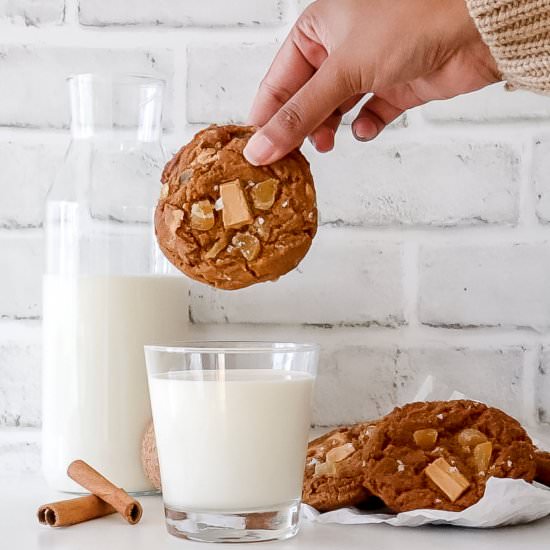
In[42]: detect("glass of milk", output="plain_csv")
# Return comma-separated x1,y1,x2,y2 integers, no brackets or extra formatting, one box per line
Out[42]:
145,342,319,543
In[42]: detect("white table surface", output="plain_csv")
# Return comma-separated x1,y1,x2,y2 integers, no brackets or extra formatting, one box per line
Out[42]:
4,474,550,550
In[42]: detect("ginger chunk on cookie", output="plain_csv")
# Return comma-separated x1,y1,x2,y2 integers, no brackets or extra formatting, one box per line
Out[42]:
232,232,260,261
413,428,438,450
473,441,493,473
220,180,253,229
457,428,488,448
251,178,278,210
425,457,469,502
191,200,215,231
326,443,355,464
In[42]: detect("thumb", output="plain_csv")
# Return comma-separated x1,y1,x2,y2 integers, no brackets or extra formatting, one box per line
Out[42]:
244,56,359,166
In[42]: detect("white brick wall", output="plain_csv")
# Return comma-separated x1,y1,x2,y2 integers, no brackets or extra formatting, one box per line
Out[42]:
0,234,43,319
0,429,40,473
0,141,65,228
312,345,529,426
0,322,41,427
187,43,278,124
537,347,550,424
533,138,550,223
423,83,550,122
0,46,174,128
313,347,398,425
395,347,526,420
0,0,65,25
419,244,550,331
190,229,404,326
308,134,520,226
3,0,550,473
79,0,285,28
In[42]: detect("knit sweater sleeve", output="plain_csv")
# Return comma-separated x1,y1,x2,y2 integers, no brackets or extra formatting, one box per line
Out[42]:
466,0,550,94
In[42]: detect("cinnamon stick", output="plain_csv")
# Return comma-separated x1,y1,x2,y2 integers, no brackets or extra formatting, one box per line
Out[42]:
67,460,143,525
38,495,116,527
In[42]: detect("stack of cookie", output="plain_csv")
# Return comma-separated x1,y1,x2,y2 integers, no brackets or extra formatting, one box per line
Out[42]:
303,400,549,513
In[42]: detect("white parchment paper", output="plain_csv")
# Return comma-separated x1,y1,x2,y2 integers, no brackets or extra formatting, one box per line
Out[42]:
302,478,550,527
302,375,550,528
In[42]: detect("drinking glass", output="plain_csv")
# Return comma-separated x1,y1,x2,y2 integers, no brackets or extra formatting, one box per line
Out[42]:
145,342,319,543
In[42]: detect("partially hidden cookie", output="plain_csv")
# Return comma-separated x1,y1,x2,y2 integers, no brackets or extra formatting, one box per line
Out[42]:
363,400,536,513
141,420,161,491
535,449,550,486
302,422,377,512
155,124,317,290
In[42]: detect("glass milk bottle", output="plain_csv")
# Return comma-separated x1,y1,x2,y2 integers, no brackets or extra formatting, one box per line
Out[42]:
42,74,188,493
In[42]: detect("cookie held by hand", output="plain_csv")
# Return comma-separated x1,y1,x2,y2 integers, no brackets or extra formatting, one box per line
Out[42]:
155,125,317,290
362,400,537,513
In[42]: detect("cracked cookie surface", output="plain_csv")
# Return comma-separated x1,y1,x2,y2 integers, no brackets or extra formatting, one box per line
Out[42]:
362,400,536,512
155,124,317,290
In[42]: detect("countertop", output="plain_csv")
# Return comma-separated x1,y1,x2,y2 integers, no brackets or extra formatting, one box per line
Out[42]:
3,474,550,550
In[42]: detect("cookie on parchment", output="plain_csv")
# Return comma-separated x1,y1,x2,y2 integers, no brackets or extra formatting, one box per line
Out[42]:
535,449,550,486
302,422,377,512
362,400,536,513
155,124,317,290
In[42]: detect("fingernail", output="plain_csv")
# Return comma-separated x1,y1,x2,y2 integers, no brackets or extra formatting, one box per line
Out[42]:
353,119,378,142
244,133,275,166
315,128,335,153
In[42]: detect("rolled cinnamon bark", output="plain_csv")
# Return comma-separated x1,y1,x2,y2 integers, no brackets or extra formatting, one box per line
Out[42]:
67,460,143,525
38,495,116,527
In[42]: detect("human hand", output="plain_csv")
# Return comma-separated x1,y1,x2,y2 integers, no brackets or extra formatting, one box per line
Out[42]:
244,0,500,165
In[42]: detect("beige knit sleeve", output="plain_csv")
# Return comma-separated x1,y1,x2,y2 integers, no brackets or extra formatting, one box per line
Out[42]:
466,0,550,94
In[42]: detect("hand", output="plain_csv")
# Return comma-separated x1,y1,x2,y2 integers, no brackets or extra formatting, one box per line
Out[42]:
244,0,500,165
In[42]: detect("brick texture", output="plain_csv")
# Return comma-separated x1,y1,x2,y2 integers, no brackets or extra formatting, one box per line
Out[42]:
537,347,550,424
190,229,404,326
419,244,550,330
0,235,43,319
187,43,277,124
79,0,284,27
396,347,525,420
0,46,173,128
0,141,64,229
533,137,550,223
307,133,520,227
314,347,397,425
0,0,64,25
0,429,40,473
0,327,41,427
423,83,550,122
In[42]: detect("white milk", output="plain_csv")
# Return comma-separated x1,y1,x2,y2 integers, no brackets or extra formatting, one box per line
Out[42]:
42,275,189,493
149,370,314,511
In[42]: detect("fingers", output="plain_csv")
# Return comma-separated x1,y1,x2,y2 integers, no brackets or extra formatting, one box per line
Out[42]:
351,95,405,142
247,28,327,127
309,93,364,151
310,112,341,153
244,55,359,165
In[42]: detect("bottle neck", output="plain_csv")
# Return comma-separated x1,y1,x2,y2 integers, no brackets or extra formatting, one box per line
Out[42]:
70,125,162,143
68,75,164,143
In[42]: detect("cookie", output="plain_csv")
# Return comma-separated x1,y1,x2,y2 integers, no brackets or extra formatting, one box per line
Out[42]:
363,400,536,512
141,420,161,491
535,450,550,486
302,422,377,512
155,124,317,290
